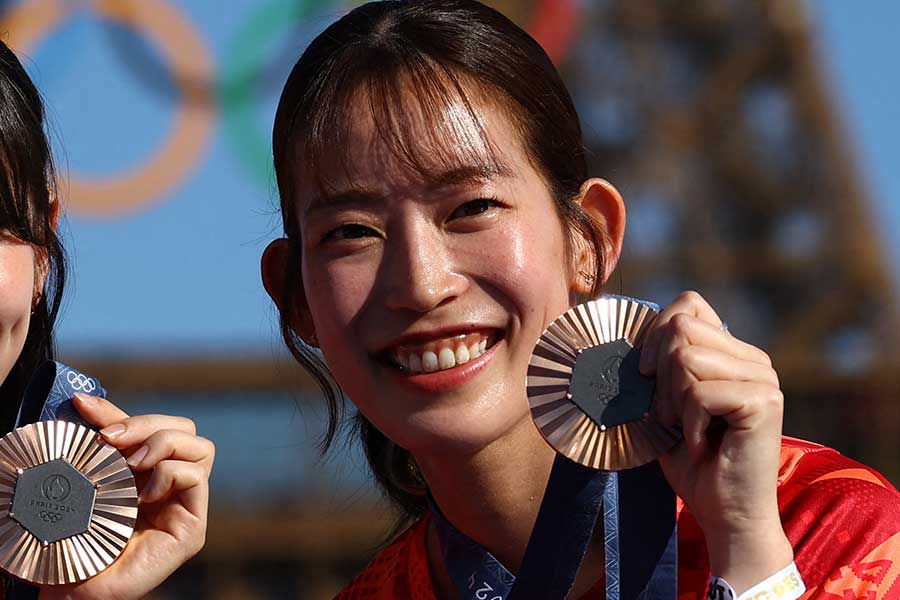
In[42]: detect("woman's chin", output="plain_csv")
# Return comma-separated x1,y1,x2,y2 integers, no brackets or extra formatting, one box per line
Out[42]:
399,405,537,459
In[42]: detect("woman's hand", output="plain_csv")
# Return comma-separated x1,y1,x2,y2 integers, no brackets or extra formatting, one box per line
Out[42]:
640,291,793,594
39,394,215,600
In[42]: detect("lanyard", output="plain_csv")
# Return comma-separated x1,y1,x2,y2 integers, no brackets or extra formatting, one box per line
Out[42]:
14,361,104,429
433,455,677,600
433,456,614,600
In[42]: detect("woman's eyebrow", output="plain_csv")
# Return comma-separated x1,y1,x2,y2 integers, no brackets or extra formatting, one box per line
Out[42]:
304,188,382,218
304,163,513,218
426,164,513,191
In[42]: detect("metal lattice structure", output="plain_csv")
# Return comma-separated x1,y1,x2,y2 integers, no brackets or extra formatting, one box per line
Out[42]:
63,2,899,598
560,0,899,478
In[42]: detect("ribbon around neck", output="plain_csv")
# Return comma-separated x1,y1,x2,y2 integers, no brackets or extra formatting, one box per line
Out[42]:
432,454,677,600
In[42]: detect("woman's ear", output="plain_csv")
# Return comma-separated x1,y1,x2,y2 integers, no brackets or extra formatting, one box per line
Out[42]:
571,178,626,293
261,239,318,346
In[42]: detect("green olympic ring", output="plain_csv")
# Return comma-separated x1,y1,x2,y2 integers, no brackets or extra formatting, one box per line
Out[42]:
218,0,333,185
218,0,578,185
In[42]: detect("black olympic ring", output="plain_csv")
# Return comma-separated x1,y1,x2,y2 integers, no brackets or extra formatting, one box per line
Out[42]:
39,510,63,523
66,371,96,393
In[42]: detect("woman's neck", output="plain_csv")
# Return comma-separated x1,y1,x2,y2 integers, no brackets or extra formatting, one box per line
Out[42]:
415,416,555,573
415,416,606,600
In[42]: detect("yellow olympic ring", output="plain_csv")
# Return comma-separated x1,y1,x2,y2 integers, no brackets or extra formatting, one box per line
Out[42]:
1,0,214,217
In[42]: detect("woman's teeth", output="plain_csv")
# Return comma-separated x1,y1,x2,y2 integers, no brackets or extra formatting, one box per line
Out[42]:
392,333,491,374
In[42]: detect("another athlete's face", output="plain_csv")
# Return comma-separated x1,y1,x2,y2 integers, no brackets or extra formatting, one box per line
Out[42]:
294,93,577,455
0,234,37,386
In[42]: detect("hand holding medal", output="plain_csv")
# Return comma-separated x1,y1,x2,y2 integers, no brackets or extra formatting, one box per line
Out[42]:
520,291,793,598
0,363,213,600
638,291,793,594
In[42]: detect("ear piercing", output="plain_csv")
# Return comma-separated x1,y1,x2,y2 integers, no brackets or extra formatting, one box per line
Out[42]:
579,271,595,286
30,291,42,315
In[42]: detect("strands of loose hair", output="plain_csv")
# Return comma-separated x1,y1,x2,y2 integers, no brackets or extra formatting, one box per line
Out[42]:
0,42,66,435
271,0,609,538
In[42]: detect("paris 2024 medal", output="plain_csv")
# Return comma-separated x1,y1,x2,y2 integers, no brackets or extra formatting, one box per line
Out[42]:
527,295,682,471
0,420,137,585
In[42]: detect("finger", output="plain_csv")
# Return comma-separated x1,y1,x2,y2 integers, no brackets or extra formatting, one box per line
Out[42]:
140,460,209,519
654,314,702,427
99,414,198,448
72,393,130,428
666,290,723,327
680,380,783,431
640,291,723,375
654,323,680,428
646,315,775,423
668,345,780,425
126,430,215,472
664,313,772,367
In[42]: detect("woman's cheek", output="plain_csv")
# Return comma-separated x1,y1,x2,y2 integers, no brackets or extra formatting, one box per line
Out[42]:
0,244,36,382
0,246,35,326
307,261,377,344
481,222,570,320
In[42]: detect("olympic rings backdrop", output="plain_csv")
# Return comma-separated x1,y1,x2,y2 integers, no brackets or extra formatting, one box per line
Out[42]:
0,0,577,351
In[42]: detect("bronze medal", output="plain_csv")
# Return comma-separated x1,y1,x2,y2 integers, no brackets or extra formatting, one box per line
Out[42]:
527,296,681,471
0,420,137,585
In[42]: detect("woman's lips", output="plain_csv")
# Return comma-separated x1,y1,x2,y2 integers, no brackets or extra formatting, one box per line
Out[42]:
385,337,502,394
391,331,493,374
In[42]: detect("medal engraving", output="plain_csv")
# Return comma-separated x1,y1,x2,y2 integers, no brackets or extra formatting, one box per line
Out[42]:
11,459,96,544
568,339,655,429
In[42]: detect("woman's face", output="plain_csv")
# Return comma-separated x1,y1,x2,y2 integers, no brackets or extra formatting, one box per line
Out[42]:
285,92,606,456
0,235,37,385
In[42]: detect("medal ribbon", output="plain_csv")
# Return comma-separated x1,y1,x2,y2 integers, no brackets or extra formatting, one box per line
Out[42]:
435,293,678,599
8,361,108,600
433,455,677,600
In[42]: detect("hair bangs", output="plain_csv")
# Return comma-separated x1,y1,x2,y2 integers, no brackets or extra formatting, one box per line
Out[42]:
299,50,510,201
0,100,53,246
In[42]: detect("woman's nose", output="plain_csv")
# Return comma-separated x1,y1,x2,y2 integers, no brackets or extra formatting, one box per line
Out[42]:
381,226,467,313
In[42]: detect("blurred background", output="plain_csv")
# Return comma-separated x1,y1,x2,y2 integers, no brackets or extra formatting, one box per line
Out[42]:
2,0,899,597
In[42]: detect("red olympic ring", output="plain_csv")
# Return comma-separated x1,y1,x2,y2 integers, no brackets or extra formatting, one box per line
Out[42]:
1,0,575,216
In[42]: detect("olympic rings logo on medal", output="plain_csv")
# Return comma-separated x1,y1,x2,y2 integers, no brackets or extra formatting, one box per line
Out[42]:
39,510,63,523
0,0,577,216
66,372,96,393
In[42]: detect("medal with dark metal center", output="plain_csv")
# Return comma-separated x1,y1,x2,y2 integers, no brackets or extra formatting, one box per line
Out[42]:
0,362,137,588
527,295,681,470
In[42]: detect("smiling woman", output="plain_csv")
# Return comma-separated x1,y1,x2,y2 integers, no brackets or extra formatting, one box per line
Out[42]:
262,2,900,599
0,40,214,600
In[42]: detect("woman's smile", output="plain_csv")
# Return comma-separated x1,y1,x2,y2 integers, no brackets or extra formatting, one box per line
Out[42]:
385,336,505,394
288,90,583,454
382,328,499,373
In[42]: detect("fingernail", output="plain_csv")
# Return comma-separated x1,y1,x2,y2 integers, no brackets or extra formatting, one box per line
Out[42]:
100,423,126,439
127,445,149,468
73,393,95,405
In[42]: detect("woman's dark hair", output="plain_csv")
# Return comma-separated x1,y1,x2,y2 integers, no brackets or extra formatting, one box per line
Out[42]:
0,41,66,434
272,0,607,532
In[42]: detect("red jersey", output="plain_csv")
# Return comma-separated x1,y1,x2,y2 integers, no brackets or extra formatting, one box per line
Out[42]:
335,437,900,599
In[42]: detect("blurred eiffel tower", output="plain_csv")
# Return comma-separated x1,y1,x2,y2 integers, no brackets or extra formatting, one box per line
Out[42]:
558,0,899,479
48,1,897,598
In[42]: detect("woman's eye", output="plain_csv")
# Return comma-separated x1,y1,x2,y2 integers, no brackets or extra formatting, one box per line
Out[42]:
323,224,376,242
448,198,499,220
